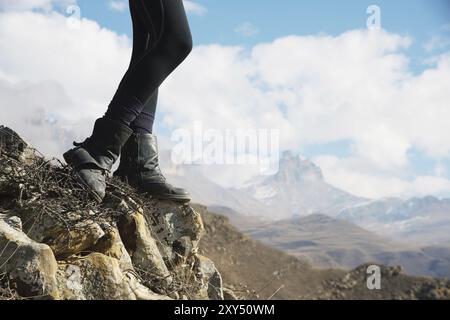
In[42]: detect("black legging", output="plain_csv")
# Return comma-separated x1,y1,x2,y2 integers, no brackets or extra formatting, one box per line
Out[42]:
105,0,192,134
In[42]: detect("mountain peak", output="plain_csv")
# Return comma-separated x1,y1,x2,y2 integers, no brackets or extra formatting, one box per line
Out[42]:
277,151,324,182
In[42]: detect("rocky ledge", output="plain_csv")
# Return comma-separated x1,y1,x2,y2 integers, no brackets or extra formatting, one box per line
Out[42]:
0,126,224,300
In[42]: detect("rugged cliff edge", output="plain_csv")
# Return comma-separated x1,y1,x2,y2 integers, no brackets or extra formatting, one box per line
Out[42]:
0,126,224,300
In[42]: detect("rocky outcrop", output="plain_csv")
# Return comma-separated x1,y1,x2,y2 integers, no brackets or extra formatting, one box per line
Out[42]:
319,264,450,300
0,126,224,300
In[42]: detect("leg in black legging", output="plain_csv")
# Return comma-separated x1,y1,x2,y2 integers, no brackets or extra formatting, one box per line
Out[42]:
105,0,192,132
127,0,158,134
130,90,157,134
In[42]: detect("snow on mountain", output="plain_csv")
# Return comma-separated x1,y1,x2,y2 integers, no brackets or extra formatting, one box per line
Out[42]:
238,151,367,219
336,196,450,245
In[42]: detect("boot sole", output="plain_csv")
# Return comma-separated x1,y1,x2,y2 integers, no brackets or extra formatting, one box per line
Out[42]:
141,191,191,204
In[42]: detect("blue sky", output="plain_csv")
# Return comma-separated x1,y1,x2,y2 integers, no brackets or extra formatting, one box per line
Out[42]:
75,0,450,71
77,0,450,42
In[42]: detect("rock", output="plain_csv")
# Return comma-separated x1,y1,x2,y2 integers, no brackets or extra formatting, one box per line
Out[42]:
3,215,22,231
0,218,59,299
57,253,134,300
223,287,239,300
192,255,224,300
118,212,172,286
0,126,37,165
173,236,194,258
126,271,172,300
0,126,225,301
45,220,105,260
56,247,170,300
142,201,204,265
90,224,134,271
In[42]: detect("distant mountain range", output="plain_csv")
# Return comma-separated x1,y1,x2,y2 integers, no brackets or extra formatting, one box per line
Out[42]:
161,150,450,277
244,213,450,278
163,151,450,246
336,196,450,245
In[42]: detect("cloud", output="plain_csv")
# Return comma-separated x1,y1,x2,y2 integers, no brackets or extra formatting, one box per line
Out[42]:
109,0,127,12
160,30,450,197
424,24,450,52
183,0,207,16
424,35,450,52
0,0,75,12
314,155,450,199
0,10,131,156
0,78,77,157
0,8,449,199
234,22,260,37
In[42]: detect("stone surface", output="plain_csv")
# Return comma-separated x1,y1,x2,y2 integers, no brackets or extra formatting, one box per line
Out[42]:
223,287,239,300
45,220,105,260
0,125,37,165
90,225,133,271
192,255,224,300
56,253,168,300
143,201,204,265
118,212,172,286
0,217,59,299
0,126,224,300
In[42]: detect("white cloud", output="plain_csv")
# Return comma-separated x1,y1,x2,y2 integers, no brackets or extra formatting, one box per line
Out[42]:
0,79,77,156
0,10,131,155
314,155,450,199
424,24,450,52
0,8,449,199
424,35,450,52
160,30,450,197
109,0,127,12
434,163,448,178
234,22,259,37
183,0,207,16
0,0,75,12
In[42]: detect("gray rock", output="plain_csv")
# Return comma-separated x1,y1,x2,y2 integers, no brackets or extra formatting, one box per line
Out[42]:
0,218,59,299
117,212,172,286
223,287,239,300
193,255,224,300
142,201,204,265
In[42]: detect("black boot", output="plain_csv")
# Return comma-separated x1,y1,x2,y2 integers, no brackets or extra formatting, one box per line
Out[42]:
115,133,191,203
63,118,133,202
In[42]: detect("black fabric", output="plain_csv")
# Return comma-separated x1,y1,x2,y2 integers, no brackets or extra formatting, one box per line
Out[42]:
64,118,133,171
105,0,192,134
131,90,157,134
